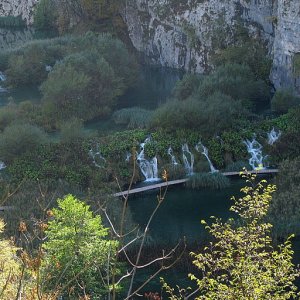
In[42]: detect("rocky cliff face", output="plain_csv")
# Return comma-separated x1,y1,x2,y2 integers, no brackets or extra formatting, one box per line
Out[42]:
123,0,275,73
1,0,299,93
0,0,38,25
123,0,300,93
271,0,300,93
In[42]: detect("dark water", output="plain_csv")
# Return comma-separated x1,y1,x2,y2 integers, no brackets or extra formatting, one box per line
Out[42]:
0,85,41,106
128,182,242,244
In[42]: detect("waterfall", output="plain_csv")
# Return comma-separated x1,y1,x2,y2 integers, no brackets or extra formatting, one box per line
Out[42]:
267,128,281,145
168,146,178,165
182,143,194,175
125,152,132,162
0,71,7,93
243,139,266,170
0,161,6,170
137,138,159,182
89,144,106,168
45,65,53,72
195,141,218,173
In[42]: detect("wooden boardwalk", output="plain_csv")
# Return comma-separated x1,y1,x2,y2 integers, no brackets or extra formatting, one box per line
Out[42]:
114,169,278,197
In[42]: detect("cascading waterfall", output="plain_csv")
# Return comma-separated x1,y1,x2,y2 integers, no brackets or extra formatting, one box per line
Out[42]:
182,143,194,175
89,144,106,168
137,137,159,182
267,128,281,145
243,139,266,170
195,141,218,173
167,146,178,165
0,71,7,93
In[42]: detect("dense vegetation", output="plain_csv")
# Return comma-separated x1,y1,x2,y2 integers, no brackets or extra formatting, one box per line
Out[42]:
1,6,300,298
1,175,299,299
0,32,137,128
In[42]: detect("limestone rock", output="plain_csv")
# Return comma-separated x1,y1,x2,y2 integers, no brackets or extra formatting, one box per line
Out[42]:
0,0,38,25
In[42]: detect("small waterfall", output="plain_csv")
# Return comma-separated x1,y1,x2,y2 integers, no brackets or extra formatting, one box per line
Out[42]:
0,161,6,170
45,65,53,72
195,141,218,173
0,71,7,93
0,71,6,81
182,143,194,175
137,138,159,182
168,146,178,165
267,128,281,145
89,144,106,168
243,139,266,170
125,152,132,162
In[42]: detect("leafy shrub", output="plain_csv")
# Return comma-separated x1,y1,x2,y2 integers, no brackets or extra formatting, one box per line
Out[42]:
41,48,129,123
151,92,246,136
0,105,19,131
186,172,230,190
269,131,300,162
221,131,250,162
213,39,271,82
33,0,58,31
196,64,270,108
0,123,47,163
172,73,201,101
271,89,300,113
271,107,300,132
60,118,87,143
113,107,153,129
3,32,137,91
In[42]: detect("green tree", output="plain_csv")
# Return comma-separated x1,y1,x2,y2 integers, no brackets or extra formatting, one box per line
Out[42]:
151,92,246,136
196,64,270,108
33,0,58,31
271,89,300,114
164,173,300,299
40,49,125,123
0,123,47,163
41,195,118,298
172,73,201,101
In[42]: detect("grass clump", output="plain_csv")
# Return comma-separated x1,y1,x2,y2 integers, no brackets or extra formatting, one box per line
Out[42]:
186,172,230,190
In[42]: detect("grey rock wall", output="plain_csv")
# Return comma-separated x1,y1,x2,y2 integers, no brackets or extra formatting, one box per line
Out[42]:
0,0,38,25
123,0,300,93
1,0,300,93
271,0,300,93
123,0,275,73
